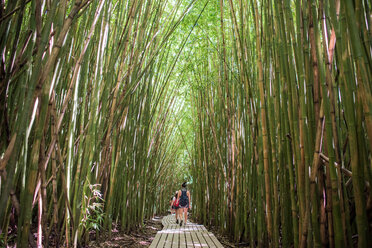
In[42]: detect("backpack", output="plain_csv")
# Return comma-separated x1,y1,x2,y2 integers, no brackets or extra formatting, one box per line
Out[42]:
173,198,179,207
179,188,189,206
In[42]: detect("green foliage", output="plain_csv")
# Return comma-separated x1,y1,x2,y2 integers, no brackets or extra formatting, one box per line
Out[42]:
0,232,5,247
80,184,105,232
0,230,16,246
1,0,370,247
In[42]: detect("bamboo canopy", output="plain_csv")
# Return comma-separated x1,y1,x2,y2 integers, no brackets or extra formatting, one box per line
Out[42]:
0,0,371,247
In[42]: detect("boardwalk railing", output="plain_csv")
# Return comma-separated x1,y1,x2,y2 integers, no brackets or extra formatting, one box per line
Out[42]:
150,215,224,248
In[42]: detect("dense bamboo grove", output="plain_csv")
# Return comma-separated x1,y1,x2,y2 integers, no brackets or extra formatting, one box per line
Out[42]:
0,0,194,246
188,0,372,247
1,0,372,247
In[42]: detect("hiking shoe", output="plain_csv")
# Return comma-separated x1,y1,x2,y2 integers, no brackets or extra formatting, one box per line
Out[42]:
176,219,179,224
180,220,183,226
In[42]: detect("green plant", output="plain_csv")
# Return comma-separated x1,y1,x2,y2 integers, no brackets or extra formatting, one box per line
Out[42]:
0,232,5,247
80,184,105,232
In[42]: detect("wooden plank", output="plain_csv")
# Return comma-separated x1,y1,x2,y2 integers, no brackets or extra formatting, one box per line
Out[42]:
189,224,200,247
179,225,187,248
163,216,169,226
165,224,176,248
206,231,224,248
192,224,208,247
157,228,168,248
150,215,224,248
199,225,223,247
149,232,162,248
197,225,216,248
170,216,176,225
184,224,194,248
194,224,208,247
194,225,207,247
162,215,173,227
172,223,180,248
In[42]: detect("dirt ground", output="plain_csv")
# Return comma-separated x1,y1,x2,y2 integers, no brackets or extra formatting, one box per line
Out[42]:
206,225,249,248
87,217,163,248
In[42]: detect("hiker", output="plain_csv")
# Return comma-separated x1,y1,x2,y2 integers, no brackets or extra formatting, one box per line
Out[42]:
177,182,191,226
170,196,175,214
173,192,180,223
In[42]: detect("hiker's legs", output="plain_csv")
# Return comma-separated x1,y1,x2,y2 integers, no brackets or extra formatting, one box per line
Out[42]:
183,208,188,224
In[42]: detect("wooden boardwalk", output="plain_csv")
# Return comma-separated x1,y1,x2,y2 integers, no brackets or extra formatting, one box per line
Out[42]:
149,215,224,248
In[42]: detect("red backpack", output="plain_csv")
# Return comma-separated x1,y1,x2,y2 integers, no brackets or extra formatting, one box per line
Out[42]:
173,197,179,207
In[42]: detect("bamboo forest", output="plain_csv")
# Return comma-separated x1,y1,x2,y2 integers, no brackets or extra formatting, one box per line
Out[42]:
0,0,372,247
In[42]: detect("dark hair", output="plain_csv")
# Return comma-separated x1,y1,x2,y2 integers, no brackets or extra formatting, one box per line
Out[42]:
182,182,187,188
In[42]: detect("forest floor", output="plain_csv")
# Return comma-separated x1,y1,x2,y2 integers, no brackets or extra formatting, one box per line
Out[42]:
88,217,163,248
205,225,249,248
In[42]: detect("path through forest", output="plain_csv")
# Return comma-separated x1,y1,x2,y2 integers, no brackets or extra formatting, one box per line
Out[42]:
149,215,224,248
1,0,371,247
89,215,242,248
